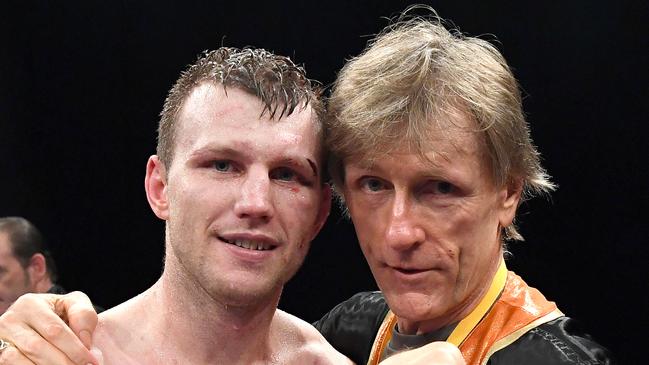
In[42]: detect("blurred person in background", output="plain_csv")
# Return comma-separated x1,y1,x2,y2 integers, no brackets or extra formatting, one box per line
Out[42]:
0,217,63,314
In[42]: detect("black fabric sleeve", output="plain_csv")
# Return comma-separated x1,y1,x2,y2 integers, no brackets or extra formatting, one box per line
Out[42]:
489,317,616,365
313,291,390,365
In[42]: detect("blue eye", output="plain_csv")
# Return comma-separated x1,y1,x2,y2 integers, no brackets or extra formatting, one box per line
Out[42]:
361,178,385,192
271,167,297,182
213,161,232,172
423,181,455,195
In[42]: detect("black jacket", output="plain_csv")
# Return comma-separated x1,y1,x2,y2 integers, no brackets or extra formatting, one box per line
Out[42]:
314,291,614,365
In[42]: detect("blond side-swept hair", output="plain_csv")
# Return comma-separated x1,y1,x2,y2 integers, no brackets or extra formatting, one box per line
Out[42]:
326,12,554,241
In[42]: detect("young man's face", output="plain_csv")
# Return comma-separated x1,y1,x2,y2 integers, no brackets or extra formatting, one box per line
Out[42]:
0,233,33,314
342,110,520,333
147,83,330,307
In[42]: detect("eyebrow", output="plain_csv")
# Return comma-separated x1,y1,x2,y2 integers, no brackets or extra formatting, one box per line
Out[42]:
188,146,244,160
188,146,319,178
280,158,319,178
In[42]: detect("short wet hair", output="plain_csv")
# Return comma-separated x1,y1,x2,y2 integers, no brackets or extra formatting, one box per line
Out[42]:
157,47,324,168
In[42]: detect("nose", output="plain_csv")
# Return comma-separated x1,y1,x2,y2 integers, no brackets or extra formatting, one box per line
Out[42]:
233,168,274,222
384,191,425,251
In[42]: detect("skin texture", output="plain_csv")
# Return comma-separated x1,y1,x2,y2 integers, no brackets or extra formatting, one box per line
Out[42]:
342,110,522,335
0,291,99,365
0,293,463,365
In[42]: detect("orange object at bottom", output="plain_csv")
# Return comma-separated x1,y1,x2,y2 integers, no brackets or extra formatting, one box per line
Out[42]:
458,271,562,365
367,261,563,365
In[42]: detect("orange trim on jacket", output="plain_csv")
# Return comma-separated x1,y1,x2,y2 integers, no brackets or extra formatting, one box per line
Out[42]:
367,260,563,365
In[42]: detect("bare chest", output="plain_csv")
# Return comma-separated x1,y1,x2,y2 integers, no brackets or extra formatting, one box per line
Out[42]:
93,343,344,365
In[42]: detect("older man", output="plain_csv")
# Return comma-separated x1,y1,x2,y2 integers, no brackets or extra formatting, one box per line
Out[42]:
0,46,463,365
0,217,64,315
313,16,613,364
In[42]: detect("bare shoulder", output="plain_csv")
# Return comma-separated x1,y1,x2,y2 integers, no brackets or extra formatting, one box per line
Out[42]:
272,309,354,365
91,299,152,365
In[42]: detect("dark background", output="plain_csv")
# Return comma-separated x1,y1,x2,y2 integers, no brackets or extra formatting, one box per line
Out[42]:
1,1,647,363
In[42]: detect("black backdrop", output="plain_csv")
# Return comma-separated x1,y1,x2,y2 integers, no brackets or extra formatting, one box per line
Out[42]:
1,1,647,363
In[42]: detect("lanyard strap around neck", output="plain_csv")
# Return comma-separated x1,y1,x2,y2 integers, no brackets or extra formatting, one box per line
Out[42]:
446,258,507,346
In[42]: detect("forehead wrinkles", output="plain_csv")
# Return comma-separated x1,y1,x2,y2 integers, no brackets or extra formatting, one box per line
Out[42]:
173,87,323,170
348,112,487,171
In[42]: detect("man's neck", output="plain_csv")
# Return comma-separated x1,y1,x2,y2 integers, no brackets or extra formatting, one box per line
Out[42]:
33,277,54,293
95,261,283,364
396,254,503,335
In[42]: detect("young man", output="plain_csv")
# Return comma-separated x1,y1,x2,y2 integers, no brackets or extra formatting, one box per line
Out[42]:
5,47,343,365
0,47,462,365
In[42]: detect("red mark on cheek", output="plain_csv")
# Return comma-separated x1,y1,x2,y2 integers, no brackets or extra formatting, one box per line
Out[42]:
290,187,300,193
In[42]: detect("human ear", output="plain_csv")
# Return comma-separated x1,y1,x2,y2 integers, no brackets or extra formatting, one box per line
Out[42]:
499,177,523,228
144,155,170,220
27,253,47,281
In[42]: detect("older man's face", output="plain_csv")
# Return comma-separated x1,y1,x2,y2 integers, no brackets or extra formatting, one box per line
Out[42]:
0,233,33,314
342,110,520,334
